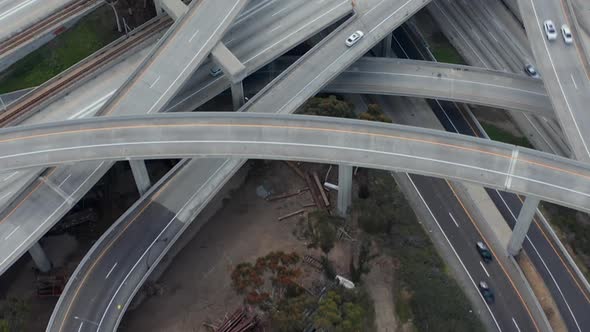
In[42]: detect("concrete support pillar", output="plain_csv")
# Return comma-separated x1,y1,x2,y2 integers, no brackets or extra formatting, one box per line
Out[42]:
231,82,245,111
29,242,52,273
507,197,541,256
129,160,152,195
382,34,393,57
211,42,246,83
337,165,353,217
154,0,164,15
159,0,188,20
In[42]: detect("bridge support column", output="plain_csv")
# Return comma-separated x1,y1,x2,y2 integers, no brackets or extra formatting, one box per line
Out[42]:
154,0,164,15
231,82,245,111
29,242,52,273
382,34,393,57
337,165,352,217
507,196,540,256
158,0,188,20
129,160,152,195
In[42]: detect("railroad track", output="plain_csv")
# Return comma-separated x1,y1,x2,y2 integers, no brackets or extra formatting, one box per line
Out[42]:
0,16,172,127
0,0,99,56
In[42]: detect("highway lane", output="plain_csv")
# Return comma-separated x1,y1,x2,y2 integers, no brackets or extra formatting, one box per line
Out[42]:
430,0,571,157
517,0,590,161
239,0,431,115
373,91,539,331
203,55,552,118
47,158,240,332
0,0,353,276
328,57,552,117
393,20,590,331
97,0,249,117
42,1,541,329
0,113,590,213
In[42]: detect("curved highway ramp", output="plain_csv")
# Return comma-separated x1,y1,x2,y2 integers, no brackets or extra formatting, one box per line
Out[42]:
1,113,589,213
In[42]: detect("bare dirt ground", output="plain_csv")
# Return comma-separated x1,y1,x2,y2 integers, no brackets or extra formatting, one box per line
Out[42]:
365,254,397,332
121,161,398,331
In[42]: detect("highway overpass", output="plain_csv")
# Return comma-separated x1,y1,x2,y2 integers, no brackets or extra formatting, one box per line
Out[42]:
0,0,353,278
517,0,590,161
328,57,553,118
1,113,590,214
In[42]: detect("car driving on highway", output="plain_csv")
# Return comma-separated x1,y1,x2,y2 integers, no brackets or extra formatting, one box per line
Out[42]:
544,20,557,41
479,281,495,304
476,241,493,263
524,64,540,78
561,24,573,44
345,31,364,47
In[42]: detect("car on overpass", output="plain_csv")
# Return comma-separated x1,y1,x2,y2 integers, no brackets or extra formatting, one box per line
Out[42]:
544,20,557,41
561,24,573,44
524,64,540,78
345,31,364,47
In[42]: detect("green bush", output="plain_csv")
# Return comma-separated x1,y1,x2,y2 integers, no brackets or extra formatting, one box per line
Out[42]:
314,288,374,332
356,170,484,331
299,95,357,119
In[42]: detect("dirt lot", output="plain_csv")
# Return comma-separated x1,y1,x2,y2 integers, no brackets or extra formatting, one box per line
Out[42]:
121,161,395,331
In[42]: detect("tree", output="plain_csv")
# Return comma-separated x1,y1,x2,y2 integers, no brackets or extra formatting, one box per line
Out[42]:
359,103,392,123
349,240,376,282
0,297,29,332
300,96,356,119
270,294,314,332
306,211,342,254
314,289,368,331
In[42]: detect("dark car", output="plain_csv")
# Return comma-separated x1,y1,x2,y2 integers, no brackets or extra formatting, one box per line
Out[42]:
476,241,493,263
524,64,539,78
479,281,495,304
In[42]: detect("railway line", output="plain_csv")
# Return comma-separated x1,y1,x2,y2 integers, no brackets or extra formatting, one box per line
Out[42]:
0,0,99,55
0,16,172,127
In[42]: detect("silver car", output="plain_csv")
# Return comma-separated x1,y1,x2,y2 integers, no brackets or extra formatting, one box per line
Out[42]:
345,31,364,47
561,24,573,44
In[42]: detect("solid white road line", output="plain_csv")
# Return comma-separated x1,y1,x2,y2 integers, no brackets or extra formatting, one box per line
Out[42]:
0,0,37,21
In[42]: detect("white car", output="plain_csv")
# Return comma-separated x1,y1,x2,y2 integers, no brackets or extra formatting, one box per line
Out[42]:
561,24,573,44
544,20,557,41
345,31,364,47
